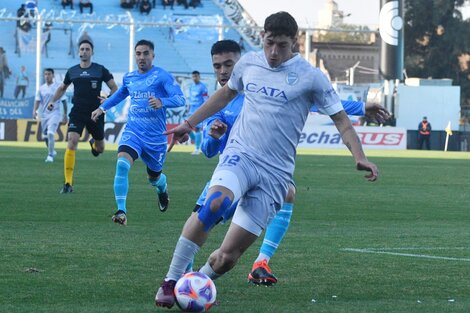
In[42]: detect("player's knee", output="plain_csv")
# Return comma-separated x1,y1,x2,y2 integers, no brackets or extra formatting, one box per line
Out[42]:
285,184,296,203
198,191,233,232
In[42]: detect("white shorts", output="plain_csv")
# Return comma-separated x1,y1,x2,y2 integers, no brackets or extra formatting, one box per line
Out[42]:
40,114,61,138
209,147,282,236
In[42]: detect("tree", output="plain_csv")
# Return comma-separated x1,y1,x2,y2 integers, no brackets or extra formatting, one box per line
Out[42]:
404,0,470,111
317,24,374,44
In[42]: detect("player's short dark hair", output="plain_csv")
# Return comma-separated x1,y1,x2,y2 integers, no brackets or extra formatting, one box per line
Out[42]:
135,39,154,51
211,40,241,56
264,11,298,38
79,39,94,50
44,68,54,74
192,71,200,76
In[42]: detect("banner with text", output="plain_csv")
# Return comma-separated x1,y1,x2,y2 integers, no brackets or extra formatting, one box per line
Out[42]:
300,115,406,149
3,119,406,150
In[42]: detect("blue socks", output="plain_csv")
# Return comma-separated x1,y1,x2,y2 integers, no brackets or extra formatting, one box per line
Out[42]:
114,157,131,213
195,131,202,150
258,202,294,261
150,173,167,194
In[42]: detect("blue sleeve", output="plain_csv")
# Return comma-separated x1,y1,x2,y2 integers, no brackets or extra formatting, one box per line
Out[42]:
201,112,226,158
311,100,365,116
340,100,365,116
160,73,185,108
100,85,129,111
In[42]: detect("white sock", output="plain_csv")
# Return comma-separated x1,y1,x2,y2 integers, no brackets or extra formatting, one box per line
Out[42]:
199,261,222,280
255,253,271,264
165,236,200,281
47,133,55,156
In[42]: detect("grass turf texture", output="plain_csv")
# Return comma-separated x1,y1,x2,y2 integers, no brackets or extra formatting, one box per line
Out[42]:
1,142,470,312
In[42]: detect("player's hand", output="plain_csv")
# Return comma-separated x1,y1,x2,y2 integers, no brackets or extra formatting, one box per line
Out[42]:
32,111,37,120
91,108,104,122
164,121,193,152
61,115,68,125
149,96,162,109
356,160,378,182
365,102,390,124
47,102,54,111
208,119,227,139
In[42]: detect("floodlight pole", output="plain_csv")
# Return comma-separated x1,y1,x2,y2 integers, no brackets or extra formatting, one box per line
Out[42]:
36,11,42,94
127,11,135,72
217,15,224,41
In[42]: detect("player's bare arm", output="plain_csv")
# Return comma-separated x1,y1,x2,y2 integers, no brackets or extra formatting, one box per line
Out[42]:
208,119,227,139
331,110,378,181
61,100,68,124
106,79,118,96
33,100,40,119
166,85,237,151
47,83,69,110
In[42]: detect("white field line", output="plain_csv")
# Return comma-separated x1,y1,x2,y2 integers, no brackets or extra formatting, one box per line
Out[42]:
342,248,470,262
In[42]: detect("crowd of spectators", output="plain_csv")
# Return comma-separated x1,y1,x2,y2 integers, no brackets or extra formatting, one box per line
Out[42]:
119,0,201,12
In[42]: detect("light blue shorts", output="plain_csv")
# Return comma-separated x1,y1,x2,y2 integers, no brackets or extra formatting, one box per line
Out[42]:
119,130,167,172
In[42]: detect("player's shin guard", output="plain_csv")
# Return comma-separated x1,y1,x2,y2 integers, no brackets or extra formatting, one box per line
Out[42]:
64,149,76,185
198,191,233,232
114,157,131,213
259,202,293,260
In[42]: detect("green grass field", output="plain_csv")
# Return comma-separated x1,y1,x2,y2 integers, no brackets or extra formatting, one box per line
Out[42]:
1,142,470,313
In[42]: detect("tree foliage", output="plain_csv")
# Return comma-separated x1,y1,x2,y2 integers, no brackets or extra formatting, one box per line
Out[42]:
404,0,470,106
317,24,373,44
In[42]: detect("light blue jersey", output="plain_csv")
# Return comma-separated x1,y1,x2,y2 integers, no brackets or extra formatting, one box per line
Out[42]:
188,82,209,114
200,93,244,158
101,66,185,144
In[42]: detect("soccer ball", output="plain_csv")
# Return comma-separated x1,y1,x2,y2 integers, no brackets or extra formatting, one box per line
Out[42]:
174,272,217,312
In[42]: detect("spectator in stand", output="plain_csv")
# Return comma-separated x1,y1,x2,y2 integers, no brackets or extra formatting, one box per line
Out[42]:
0,47,12,98
189,0,201,8
121,0,135,9
61,0,74,10
79,0,93,14
25,0,37,17
238,37,246,52
176,0,188,9
162,0,174,10
139,0,151,14
17,4,32,33
14,65,29,99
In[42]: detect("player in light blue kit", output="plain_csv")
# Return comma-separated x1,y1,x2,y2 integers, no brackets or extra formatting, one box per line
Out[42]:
190,40,389,286
91,39,185,226
156,13,379,308
187,70,209,155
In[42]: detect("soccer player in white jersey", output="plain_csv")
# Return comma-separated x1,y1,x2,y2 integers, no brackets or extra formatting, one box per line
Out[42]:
155,12,379,308
33,68,68,163
91,39,185,226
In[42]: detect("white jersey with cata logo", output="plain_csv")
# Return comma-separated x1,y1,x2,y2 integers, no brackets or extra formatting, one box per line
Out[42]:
35,81,65,119
226,51,343,192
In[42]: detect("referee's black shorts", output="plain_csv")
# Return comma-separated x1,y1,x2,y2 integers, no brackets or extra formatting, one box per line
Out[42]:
68,110,105,141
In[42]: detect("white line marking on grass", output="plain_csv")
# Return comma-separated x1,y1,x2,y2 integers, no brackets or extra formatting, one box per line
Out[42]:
342,248,470,262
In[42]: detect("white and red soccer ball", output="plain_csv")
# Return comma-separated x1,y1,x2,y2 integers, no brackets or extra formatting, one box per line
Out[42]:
174,272,217,312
